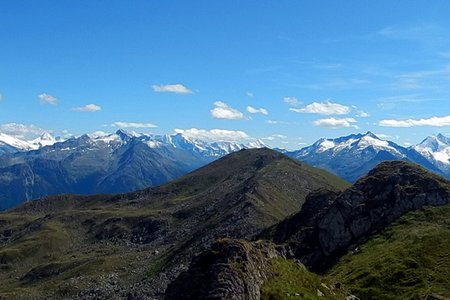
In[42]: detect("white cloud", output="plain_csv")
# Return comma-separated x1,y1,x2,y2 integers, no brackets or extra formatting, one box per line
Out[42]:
263,134,287,141
174,128,250,142
210,101,244,120
379,115,450,127
152,83,192,94
38,93,59,105
72,104,102,112
0,123,50,139
61,129,74,139
290,100,350,115
283,96,301,107
265,120,292,125
246,92,254,97
272,134,287,138
375,133,399,140
356,111,370,118
246,106,268,115
112,121,158,128
313,117,358,128
90,131,108,137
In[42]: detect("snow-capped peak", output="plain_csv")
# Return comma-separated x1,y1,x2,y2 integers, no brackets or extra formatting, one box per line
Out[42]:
115,129,141,141
246,139,268,149
298,131,403,157
0,133,34,151
363,131,379,139
414,133,450,166
30,132,57,148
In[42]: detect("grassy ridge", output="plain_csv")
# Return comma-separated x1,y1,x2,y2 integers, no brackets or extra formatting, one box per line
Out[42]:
261,258,347,300
328,204,450,299
0,149,349,298
260,205,450,300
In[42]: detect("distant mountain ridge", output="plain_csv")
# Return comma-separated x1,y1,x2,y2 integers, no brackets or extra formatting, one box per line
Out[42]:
286,131,448,182
1,129,450,209
0,130,266,209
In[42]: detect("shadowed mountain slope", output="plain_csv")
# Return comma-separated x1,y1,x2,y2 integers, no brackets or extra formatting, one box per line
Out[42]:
0,148,347,299
167,161,450,299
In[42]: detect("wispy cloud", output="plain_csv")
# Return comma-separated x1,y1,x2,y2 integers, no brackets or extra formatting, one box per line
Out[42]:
210,101,244,120
61,129,74,139
283,96,301,107
377,94,440,109
174,128,250,142
38,93,58,105
72,104,102,112
266,120,292,125
262,134,287,141
379,115,450,127
246,92,254,98
287,78,369,91
0,123,50,139
391,64,450,90
356,111,370,118
290,100,350,115
152,83,193,94
375,23,442,42
351,105,370,118
374,133,399,140
246,106,268,115
313,117,358,129
112,121,157,128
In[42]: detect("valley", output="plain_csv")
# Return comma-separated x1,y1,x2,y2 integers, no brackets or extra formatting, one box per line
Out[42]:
0,149,449,299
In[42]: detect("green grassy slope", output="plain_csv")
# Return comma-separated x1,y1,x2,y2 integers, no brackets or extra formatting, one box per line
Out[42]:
260,204,450,300
328,204,450,300
261,258,347,300
0,148,348,299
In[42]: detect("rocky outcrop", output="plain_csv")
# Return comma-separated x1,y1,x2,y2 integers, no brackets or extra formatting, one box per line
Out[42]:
166,161,450,298
275,161,450,270
165,238,281,300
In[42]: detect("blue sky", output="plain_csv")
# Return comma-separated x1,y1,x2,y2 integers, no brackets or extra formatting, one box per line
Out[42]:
1,1,450,149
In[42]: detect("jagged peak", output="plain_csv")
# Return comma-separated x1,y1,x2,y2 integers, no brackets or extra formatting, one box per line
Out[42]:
115,128,131,138
416,133,450,153
437,133,450,144
363,131,379,139
39,132,55,140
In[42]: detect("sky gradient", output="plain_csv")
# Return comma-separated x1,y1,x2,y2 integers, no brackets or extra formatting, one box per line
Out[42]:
2,1,450,149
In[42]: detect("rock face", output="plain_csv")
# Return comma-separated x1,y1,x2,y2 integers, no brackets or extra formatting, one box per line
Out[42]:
167,161,450,299
165,239,281,300
273,161,450,270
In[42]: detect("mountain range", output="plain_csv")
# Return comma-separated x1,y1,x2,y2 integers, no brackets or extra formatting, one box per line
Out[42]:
286,131,448,182
0,148,348,299
0,130,265,209
1,130,450,210
1,148,449,299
